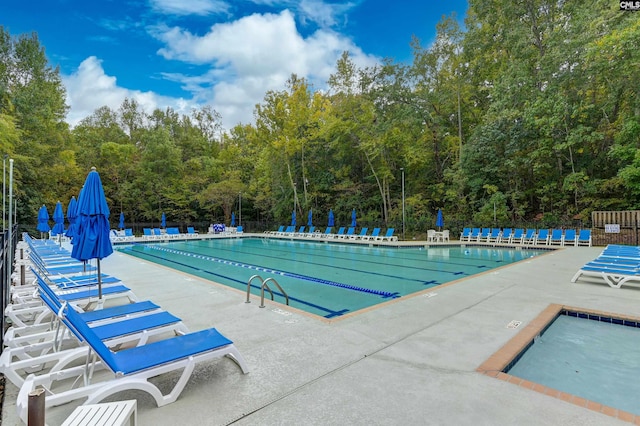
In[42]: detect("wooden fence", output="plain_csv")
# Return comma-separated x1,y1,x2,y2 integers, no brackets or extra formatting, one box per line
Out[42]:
591,211,640,246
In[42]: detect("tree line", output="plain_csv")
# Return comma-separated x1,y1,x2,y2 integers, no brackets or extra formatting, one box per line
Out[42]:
1,0,638,236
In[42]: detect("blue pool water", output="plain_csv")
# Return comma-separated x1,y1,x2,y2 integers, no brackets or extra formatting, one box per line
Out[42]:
507,313,640,415
117,238,540,318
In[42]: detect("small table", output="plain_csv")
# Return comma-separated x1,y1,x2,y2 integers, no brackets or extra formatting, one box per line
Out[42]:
433,231,444,241
62,400,137,426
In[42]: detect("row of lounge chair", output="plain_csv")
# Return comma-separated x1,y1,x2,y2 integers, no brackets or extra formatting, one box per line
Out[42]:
572,244,640,289
140,227,200,241
459,228,592,246
267,226,397,242
110,228,135,242
3,234,248,423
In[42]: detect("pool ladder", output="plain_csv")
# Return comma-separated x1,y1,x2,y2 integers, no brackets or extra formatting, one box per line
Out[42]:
245,274,289,308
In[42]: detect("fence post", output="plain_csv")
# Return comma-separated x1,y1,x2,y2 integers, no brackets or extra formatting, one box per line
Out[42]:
28,387,45,426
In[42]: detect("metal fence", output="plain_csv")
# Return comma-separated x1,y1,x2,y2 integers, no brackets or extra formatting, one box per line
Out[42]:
1,226,19,348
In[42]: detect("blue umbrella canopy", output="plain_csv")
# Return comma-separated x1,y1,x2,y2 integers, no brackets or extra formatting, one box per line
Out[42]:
291,210,296,226
231,212,235,227
36,205,50,233
436,209,444,230
328,209,335,227
71,167,113,302
119,212,125,229
65,196,78,239
161,212,166,228
51,201,65,236
351,208,357,228
307,209,313,227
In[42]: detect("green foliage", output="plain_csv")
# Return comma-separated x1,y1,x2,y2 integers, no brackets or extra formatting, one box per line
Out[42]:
3,4,640,234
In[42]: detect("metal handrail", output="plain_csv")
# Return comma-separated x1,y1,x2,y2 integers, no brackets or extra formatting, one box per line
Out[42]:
245,274,289,308
259,277,289,308
245,275,265,303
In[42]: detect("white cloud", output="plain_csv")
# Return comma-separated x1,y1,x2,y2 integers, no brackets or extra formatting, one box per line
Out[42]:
149,0,230,16
297,0,356,27
151,10,378,128
63,56,193,127
63,9,378,132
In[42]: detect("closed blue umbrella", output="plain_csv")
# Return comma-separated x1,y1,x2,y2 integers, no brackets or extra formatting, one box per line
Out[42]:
36,205,50,237
119,212,125,230
291,210,296,226
65,196,78,239
436,209,444,230
351,208,357,228
231,212,235,227
328,209,334,227
161,212,166,228
307,209,313,227
52,201,65,237
71,167,113,303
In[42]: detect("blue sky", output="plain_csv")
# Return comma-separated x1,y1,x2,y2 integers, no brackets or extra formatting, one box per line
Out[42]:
3,0,468,130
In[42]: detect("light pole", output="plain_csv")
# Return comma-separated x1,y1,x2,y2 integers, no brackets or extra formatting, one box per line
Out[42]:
238,192,242,228
401,168,405,240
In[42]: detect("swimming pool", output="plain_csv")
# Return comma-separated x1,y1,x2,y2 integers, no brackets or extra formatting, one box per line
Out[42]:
117,238,542,318
506,311,640,416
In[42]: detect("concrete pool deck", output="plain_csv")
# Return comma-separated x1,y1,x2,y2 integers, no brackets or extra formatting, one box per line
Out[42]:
2,236,636,425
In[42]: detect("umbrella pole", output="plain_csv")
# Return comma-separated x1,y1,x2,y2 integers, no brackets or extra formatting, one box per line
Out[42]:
97,259,104,310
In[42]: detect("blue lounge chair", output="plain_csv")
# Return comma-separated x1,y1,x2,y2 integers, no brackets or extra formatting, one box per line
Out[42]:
124,228,135,241
1,293,188,387
377,228,397,242
303,226,316,237
293,226,306,237
548,229,563,245
460,228,471,242
363,228,381,241
535,229,549,245
499,228,512,243
351,227,368,240
340,227,356,239
187,227,199,238
332,227,346,239
236,226,243,234
522,229,536,244
110,230,125,243
318,227,332,238
510,228,524,244
153,228,165,240
563,229,577,246
571,260,640,288
469,228,480,241
577,229,592,246
486,228,501,243
16,302,249,423
269,225,285,235
166,227,181,239
28,252,97,276
477,228,491,242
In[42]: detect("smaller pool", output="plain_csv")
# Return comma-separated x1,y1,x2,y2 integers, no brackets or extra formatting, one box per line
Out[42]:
506,311,640,416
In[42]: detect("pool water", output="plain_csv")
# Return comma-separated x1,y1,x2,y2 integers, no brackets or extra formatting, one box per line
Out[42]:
117,238,540,318
507,314,640,415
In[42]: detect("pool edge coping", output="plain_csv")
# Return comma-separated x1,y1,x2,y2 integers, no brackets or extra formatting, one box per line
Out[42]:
476,303,640,424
